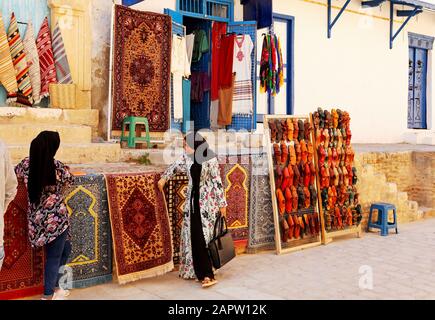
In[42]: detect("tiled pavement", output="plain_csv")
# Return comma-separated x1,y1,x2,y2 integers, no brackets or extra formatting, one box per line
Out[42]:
33,218,435,300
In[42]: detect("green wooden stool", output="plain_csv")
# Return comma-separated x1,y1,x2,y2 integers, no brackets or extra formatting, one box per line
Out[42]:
120,116,151,149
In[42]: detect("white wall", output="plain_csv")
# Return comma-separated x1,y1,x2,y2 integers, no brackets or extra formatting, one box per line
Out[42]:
131,0,176,13
271,0,435,143
121,0,435,143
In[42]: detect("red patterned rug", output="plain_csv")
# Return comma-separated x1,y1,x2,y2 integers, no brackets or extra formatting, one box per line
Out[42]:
0,181,44,300
219,155,252,251
112,5,171,132
164,174,188,266
105,172,173,284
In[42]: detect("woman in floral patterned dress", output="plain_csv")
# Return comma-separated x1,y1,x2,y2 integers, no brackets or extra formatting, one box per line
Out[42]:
15,131,74,300
159,132,227,288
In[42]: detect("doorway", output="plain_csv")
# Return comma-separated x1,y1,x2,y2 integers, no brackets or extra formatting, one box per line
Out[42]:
408,46,428,129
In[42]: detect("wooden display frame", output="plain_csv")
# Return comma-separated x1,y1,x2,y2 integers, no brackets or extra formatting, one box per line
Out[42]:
309,113,361,243
264,115,322,255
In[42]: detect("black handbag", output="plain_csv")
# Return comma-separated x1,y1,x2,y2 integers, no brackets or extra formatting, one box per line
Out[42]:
208,214,236,270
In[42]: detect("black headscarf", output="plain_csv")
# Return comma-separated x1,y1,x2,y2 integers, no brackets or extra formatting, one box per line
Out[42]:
28,131,60,204
185,132,216,197
185,131,216,165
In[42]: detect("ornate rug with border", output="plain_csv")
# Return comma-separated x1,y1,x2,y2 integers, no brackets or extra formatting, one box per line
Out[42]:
105,172,173,284
0,180,44,299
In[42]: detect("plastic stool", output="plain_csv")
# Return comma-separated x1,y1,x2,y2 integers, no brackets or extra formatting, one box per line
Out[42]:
120,116,151,149
367,202,398,236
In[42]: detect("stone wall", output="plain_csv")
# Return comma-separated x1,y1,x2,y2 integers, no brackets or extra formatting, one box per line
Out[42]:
91,0,112,139
356,151,435,209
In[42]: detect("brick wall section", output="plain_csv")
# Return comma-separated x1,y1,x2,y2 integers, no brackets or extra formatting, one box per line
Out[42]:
356,151,435,209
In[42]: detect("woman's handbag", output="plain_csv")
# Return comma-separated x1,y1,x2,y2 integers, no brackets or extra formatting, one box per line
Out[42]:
208,214,236,269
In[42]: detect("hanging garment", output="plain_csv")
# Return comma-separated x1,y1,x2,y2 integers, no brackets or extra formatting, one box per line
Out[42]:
23,22,41,104
259,34,279,95
211,22,227,101
232,34,254,114
275,35,284,94
218,73,235,126
182,78,191,128
52,22,73,84
218,34,235,89
259,34,270,94
36,17,57,98
7,13,33,106
190,71,210,103
191,29,209,63
186,33,195,65
210,100,219,129
241,0,273,29
171,34,191,120
0,13,18,101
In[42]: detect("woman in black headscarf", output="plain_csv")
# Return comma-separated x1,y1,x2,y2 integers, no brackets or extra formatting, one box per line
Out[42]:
159,132,227,287
15,131,74,300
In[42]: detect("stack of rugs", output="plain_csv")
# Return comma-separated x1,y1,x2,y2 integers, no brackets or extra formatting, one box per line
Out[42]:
0,12,72,107
1,158,278,298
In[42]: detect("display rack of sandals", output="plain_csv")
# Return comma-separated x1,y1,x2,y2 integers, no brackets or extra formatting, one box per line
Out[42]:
264,115,322,254
311,109,362,243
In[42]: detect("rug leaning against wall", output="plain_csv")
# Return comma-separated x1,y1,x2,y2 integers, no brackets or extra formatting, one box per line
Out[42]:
105,172,173,284
65,174,113,289
0,181,44,300
112,5,171,132
247,153,275,252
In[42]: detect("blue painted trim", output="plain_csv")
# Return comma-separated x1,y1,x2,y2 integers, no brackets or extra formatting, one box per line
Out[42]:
327,0,351,38
176,0,233,22
389,1,422,49
258,13,295,122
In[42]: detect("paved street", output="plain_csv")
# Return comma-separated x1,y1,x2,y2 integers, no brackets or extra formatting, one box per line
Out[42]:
31,218,435,300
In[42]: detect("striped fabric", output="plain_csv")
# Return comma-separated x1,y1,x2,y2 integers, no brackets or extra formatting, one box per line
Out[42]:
23,22,41,104
7,13,33,106
0,13,18,100
36,17,57,98
52,22,72,84
232,79,253,114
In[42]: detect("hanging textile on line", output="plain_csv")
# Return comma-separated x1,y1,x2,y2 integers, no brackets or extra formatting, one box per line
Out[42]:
36,17,57,99
0,13,18,103
260,33,283,96
7,13,33,107
232,34,254,115
171,34,191,121
23,22,41,105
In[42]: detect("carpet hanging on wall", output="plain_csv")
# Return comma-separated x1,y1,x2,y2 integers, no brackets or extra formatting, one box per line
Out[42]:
65,174,113,289
52,21,73,84
164,173,188,266
0,13,18,103
7,12,33,106
112,5,171,132
218,155,252,251
105,172,173,284
0,181,44,300
247,153,275,252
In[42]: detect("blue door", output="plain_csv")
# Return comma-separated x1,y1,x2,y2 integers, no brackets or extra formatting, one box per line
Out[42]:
408,46,428,129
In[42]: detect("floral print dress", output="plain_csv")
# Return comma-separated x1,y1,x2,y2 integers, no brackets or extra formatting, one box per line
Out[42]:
15,157,74,248
162,153,227,279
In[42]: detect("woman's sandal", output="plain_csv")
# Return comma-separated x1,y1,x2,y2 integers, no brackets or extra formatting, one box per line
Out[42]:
201,277,218,288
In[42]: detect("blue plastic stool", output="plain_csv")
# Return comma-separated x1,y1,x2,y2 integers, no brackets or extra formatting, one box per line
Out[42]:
367,202,398,236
